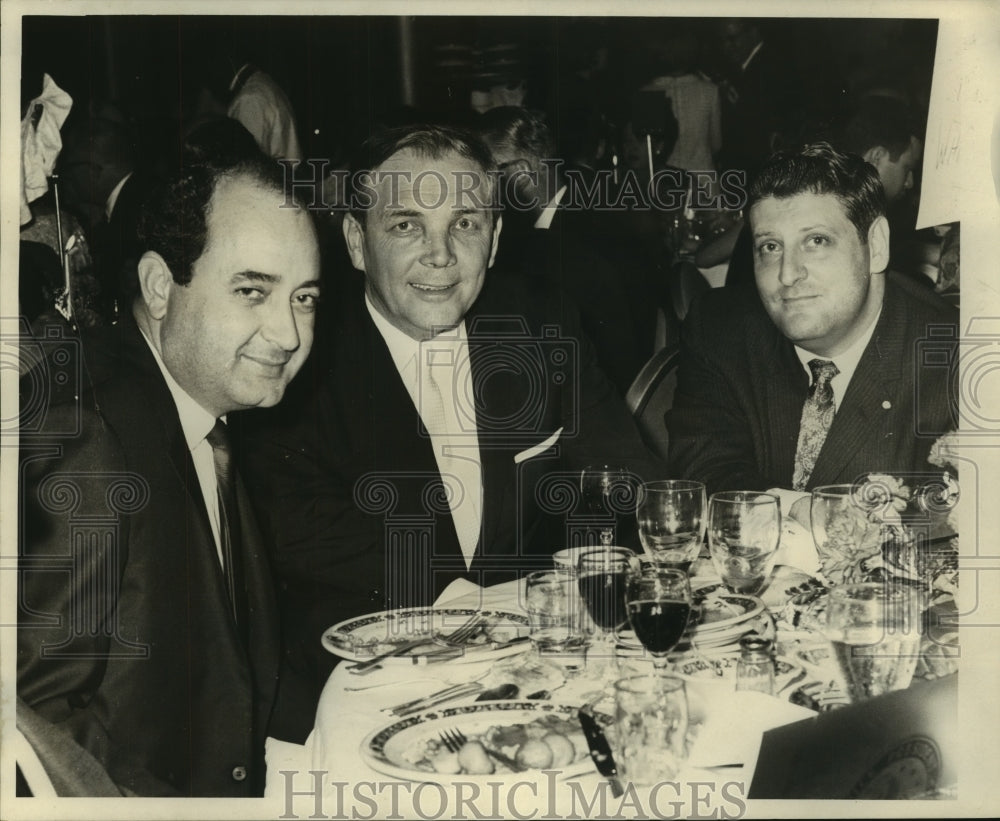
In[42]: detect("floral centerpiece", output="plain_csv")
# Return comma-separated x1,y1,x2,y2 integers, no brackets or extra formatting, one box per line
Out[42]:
781,433,961,684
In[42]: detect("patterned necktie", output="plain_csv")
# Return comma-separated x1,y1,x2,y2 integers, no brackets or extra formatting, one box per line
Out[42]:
792,359,840,491
206,419,241,625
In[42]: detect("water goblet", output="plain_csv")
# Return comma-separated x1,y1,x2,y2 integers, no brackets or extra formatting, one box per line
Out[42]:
636,480,706,573
707,491,781,595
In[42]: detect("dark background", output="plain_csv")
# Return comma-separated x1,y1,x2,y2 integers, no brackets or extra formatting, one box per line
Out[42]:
21,15,938,165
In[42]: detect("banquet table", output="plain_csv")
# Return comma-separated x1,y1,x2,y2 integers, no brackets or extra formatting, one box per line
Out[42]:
265,517,952,817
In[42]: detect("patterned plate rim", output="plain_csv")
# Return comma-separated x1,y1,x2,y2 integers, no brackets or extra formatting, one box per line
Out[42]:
321,607,530,663
360,700,611,784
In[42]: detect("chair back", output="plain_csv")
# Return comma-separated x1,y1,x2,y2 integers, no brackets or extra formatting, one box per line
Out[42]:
625,343,681,462
670,259,710,322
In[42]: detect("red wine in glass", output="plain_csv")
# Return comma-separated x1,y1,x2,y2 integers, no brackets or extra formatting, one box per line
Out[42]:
626,599,692,654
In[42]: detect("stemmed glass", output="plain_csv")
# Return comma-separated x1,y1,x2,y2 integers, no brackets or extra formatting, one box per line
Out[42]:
580,465,637,546
577,547,637,665
625,564,693,673
636,480,707,573
707,491,781,595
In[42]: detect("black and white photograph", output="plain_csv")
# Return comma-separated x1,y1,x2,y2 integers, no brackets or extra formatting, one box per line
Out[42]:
2,1,998,818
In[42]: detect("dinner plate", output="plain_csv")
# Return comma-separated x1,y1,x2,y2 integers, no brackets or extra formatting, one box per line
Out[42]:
691,584,766,633
361,701,610,784
322,607,530,664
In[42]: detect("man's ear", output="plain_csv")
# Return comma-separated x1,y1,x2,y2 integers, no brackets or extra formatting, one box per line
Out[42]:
863,145,889,171
136,252,174,320
487,215,502,269
867,215,890,274
342,213,367,272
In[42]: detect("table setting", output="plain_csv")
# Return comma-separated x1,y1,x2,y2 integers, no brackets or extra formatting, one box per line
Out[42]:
268,462,961,814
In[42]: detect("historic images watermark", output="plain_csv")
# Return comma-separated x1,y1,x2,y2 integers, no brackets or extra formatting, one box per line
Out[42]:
278,770,748,820
279,161,748,215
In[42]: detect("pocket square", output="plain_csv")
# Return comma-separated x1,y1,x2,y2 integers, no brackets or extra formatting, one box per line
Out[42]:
513,427,564,464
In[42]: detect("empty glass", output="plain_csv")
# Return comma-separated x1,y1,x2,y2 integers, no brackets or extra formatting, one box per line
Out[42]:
614,675,689,785
636,480,707,573
707,491,781,595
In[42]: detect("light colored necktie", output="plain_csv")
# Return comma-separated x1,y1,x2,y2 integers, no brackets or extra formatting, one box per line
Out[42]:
420,343,483,566
792,358,840,491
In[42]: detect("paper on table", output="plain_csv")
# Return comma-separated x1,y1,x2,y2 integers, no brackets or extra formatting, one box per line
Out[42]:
686,689,815,770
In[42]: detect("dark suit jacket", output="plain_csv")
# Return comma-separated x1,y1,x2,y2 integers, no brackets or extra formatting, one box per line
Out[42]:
18,313,279,796
490,197,656,396
667,272,958,495
238,274,663,712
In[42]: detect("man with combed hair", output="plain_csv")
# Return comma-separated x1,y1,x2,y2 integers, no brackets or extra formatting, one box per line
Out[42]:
241,124,660,740
668,143,957,500
18,147,321,795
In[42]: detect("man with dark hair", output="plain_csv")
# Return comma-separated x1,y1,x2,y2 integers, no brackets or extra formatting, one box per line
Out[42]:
478,106,656,394
18,146,321,795
668,143,957,497
838,95,924,204
241,123,660,740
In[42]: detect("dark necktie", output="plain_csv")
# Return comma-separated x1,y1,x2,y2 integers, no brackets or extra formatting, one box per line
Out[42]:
206,419,242,625
792,359,840,491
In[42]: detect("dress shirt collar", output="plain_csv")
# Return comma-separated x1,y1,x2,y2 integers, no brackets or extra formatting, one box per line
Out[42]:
534,184,568,230
794,307,881,409
138,326,219,449
104,171,133,222
365,293,469,388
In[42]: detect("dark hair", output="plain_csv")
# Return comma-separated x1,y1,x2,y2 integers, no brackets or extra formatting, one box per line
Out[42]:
839,96,923,161
347,124,498,225
477,106,555,163
748,142,887,242
137,146,293,286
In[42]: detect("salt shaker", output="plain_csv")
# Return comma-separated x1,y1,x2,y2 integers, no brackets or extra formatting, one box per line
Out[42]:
736,636,774,695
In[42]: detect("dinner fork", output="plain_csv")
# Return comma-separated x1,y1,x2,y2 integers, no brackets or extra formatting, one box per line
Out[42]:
347,613,485,674
438,729,526,773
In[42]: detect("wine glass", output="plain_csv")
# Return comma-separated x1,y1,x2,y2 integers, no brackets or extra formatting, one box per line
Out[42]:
577,546,637,665
707,491,781,595
635,480,707,573
580,465,637,546
625,564,692,672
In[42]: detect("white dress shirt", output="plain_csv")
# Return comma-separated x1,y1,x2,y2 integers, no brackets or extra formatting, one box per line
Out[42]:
139,328,224,567
793,308,881,411
366,296,484,569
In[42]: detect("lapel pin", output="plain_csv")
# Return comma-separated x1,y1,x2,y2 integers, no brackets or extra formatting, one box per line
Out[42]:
882,400,892,410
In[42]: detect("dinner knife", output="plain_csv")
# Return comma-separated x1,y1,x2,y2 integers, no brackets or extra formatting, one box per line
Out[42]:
578,709,624,798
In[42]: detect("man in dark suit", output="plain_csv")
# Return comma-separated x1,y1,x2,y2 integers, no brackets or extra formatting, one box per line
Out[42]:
478,106,657,395
240,125,661,740
18,148,322,795
668,143,957,501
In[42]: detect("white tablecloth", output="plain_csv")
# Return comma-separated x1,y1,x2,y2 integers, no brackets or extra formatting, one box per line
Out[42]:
269,573,820,818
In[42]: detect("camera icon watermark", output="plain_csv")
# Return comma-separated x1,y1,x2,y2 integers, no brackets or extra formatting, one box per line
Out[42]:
917,317,1000,435
417,315,578,448
1,317,82,440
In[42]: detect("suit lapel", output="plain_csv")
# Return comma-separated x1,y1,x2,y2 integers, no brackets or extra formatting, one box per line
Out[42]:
116,312,251,641
755,315,807,482
811,297,905,485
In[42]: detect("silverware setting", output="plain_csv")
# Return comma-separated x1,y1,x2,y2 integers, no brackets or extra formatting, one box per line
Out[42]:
346,613,486,675
438,728,526,772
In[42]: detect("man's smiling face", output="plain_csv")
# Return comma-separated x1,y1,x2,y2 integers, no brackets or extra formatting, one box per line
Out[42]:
343,148,500,340
751,191,888,358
